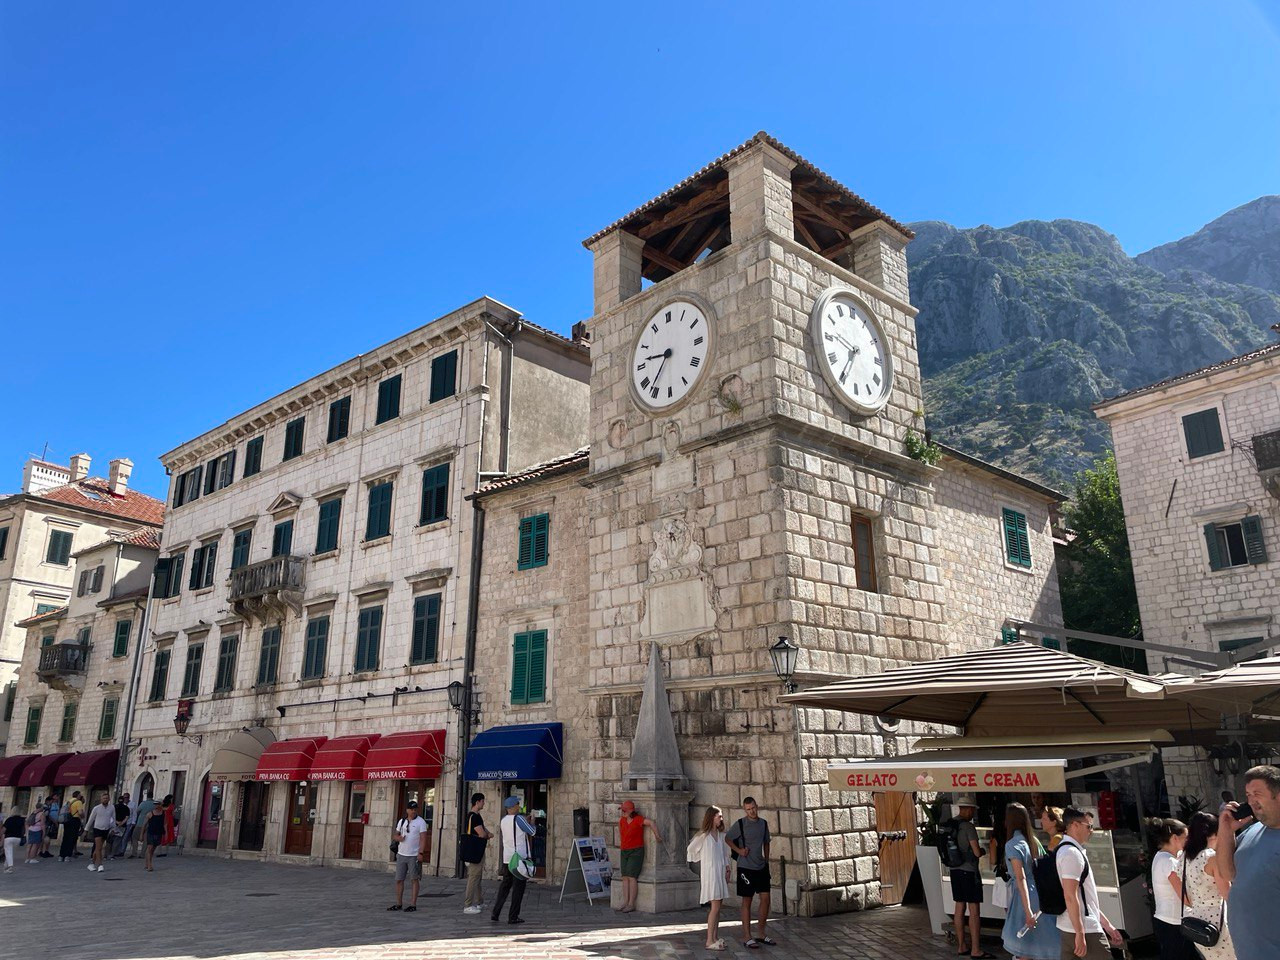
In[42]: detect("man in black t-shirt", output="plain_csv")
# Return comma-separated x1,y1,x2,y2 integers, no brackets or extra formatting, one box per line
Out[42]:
4,809,26,873
461,794,491,914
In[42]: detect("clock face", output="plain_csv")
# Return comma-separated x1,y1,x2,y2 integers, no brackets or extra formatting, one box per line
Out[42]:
630,299,712,411
811,289,894,415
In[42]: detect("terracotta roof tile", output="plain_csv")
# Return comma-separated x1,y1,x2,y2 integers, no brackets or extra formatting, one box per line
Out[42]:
16,606,67,628
98,586,151,608
33,477,165,526
471,447,590,498
1096,341,1280,409
73,525,163,557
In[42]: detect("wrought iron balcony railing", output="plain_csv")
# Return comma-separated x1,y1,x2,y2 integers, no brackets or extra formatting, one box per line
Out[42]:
1254,428,1280,472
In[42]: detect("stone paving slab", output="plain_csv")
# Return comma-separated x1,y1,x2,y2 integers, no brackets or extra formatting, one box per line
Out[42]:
2,854,990,960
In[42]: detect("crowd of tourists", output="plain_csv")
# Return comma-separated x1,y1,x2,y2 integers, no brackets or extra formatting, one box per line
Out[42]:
2,789,179,874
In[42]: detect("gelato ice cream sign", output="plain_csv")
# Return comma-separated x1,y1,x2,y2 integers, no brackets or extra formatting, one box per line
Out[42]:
828,759,1067,793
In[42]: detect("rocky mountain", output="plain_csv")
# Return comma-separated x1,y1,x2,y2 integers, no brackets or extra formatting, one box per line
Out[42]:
1137,196,1280,294
910,203,1280,489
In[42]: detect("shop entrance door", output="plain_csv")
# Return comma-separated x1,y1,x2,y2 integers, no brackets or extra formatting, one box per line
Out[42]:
237,781,269,851
283,782,318,855
872,791,918,907
504,781,549,878
398,780,435,862
197,777,222,848
343,782,367,859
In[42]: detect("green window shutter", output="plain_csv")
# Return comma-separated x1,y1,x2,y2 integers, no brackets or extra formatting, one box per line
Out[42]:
366,482,393,540
1242,515,1268,565
149,649,170,701
1000,626,1019,644
98,697,118,740
112,620,131,658
527,630,547,703
244,436,264,477
328,396,351,442
182,644,204,696
419,464,450,525
303,616,329,679
48,529,73,565
1002,509,1031,568
518,517,534,568
232,529,252,569
356,608,382,672
24,705,41,745
257,628,280,685
518,514,550,569
511,632,530,704
59,701,77,741
430,350,458,403
1204,523,1224,571
411,593,441,664
377,375,402,424
1183,409,1225,459
316,498,342,553
272,521,294,558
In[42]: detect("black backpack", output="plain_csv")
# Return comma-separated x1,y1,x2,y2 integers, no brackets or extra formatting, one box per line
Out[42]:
936,818,968,869
1035,842,1090,916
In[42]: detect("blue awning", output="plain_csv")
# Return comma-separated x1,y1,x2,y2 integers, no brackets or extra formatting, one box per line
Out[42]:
463,722,563,781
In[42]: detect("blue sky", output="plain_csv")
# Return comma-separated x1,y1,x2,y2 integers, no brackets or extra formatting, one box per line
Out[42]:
2,2,1278,500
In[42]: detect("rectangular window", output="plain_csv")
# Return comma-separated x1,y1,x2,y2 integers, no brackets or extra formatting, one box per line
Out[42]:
365,481,393,540
257,627,281,686
112,619,131,658
76,625,90,645
851,516,878,592
315,497,342,553
1183,408,1225,460
231,528,253,570
272,520,294,558
302,615,329,680
181,643,205,697
429,350,458,403
376,374,402,424
355,606,382,672
91,565,104,593
0,526,9,560
327,396,352,443
205,451,236,493
77,570,89,596
1206,516,1268,570
98,697,119,741
1002,508,1032,568
153,553,185,599
243,436,264,478
23,705,41,746
35,603,59,615
411,593,441,664
58,701,77,742
41,633,55,648
419,463,450,526
204,456,219,495
283,416,306,461
510,629,548,705
517,513,550,569
189,541,218,590
47,529,73,565
215,635,239,692
148,649,171,702
174,466,203,507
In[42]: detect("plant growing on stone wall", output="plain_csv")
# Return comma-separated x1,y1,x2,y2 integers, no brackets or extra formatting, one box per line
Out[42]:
1177,795,1205,822
904,409,942,466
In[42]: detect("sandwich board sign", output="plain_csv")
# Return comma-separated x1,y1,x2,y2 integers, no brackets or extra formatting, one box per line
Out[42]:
559,836,612,903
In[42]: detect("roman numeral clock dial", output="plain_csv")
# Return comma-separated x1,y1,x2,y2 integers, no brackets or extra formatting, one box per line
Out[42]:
810,288,894,416
630,299,713,411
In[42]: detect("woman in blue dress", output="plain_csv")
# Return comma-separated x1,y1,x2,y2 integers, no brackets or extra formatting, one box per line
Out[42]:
1000,802,1059,960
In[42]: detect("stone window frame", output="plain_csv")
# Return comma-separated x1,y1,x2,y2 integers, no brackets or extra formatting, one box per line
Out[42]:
1173,395,1231,465
506,607,556,707
849,514,880,594
998,501,1035,574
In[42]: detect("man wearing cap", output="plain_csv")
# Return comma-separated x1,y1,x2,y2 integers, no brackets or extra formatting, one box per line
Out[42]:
491,795,537,925
616,800,664,913
389,799,427,912
951,797,993,959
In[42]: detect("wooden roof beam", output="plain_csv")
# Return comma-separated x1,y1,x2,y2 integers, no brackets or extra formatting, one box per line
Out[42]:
636,180,730,241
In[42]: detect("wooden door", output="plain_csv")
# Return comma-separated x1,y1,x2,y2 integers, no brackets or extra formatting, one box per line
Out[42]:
873,791,918,906
342,782,367,859
237,782,269,851
197,777,222,848
284,782,318,855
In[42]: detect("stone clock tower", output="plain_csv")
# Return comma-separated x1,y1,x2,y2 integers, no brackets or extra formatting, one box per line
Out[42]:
581,133,947,915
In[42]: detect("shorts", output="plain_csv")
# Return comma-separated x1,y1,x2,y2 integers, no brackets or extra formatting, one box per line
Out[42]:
26,831,42,845
736,866,771,897
395,854,422,882
93,829,111,841
620,847,644,878
949,868,982,904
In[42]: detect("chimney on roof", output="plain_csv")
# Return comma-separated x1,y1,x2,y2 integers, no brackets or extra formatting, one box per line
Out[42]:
108,458,133,495
22,457,71,494
69,453,91,482
570,320,591,344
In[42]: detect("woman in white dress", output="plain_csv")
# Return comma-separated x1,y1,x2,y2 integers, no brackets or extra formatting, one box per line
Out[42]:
1182,812,1236,960
686,805,731,951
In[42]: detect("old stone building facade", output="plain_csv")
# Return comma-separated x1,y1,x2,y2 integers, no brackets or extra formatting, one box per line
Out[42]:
125,296,588,869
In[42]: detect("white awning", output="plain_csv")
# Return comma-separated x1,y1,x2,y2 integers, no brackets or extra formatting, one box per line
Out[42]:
209,727,276,781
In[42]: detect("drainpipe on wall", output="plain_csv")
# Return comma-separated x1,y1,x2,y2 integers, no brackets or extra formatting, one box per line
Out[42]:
115,587,155,794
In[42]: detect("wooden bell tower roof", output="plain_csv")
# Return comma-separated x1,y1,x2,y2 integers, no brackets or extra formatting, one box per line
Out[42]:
582,131,913,284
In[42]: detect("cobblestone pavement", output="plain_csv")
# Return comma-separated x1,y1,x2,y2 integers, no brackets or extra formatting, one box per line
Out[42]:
3,854,992,960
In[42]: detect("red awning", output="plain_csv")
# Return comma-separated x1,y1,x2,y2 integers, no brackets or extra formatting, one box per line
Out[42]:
0,754,39,787
17,752,74,787
310,734,382,781
364,729,446,780
255,737,329,781
55,749,120,786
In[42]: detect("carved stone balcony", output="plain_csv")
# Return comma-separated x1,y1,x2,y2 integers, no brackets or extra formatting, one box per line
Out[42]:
1254,428,1280,500
37,643,89,693
229,555,305,622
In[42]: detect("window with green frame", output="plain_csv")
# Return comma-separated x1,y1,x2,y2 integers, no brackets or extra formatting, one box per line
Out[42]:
272,520,294,558
148,649,170,702
376,374,402,424
1182,408,1225,460
231,528,253,570
98,697,119,741
47,529,73,565
316,497,342,553
181,643,204,697
411,593,440,664
517,513,550,569
23,705,41,745
510,630,547,704
283,416,306,461
41,633,55,648
327,395,351,443
419,463,449,525
58,701,77,742
366,481,393,540
257,627,281,686
355,606,382,672
302,615,329,680
1002,508,1032,568
215,635,239,692
243,435,264,477
429,350,457,403
112,619,131,658
35,603,60,615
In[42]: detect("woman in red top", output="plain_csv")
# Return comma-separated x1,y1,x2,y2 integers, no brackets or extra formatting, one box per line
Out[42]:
616,800,663,913
161,795,177,851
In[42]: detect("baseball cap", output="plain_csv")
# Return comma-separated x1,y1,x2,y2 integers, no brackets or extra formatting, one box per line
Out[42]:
620,800,636,814
503,796,521,809
406,800,419,809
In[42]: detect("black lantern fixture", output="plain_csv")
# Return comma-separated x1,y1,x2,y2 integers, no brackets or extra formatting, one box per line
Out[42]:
768,635,800,693
448,679,481,726
174,699,202,745
447,680,465,711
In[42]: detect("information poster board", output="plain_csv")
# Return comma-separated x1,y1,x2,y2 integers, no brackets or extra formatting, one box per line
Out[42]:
559,836,613,903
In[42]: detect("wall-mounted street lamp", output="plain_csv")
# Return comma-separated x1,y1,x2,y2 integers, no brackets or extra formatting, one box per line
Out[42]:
768,636,800,693
448,680,481,727
174,699,203,746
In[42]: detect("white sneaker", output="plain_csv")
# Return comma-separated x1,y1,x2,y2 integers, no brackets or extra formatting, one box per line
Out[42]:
88,864,96,872
463,905,482,914
4,867,12,873
97,865,105,872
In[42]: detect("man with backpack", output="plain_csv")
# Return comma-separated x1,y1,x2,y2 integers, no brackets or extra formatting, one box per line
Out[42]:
944,798,992,958
1050,807,1123,959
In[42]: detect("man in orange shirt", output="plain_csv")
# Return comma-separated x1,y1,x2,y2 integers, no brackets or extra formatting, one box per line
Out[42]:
616,799,663,913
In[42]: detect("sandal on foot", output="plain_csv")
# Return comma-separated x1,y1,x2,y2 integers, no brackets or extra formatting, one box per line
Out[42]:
386,904,402,911
404,905,416,912
758,937,777,946
706,939,727,951
744,940,761,950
